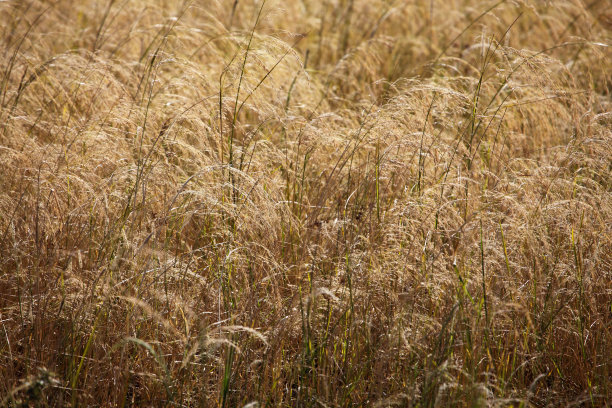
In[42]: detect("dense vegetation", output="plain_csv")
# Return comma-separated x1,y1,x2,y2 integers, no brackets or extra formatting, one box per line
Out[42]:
0,0,610,406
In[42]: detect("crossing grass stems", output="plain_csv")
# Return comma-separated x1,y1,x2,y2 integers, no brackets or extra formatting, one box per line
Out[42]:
0,0,610,406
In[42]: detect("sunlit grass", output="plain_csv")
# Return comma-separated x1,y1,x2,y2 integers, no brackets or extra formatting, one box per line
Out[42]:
0,0,610,406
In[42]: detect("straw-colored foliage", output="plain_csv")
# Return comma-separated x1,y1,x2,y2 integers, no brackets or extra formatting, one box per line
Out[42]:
0,0,610,406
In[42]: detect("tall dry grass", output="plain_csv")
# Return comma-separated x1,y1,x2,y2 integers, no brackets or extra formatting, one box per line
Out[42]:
0,0,610,406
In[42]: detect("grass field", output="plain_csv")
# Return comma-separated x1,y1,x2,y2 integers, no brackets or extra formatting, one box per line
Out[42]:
0,0,611,406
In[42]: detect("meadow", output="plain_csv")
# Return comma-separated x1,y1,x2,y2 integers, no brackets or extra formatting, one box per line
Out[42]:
0,0,611,406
